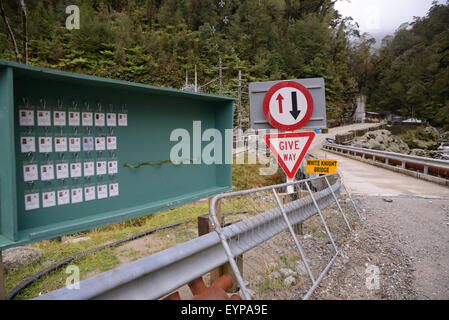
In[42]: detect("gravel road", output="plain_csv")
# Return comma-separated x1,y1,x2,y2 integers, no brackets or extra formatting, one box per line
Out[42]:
311,195,449,300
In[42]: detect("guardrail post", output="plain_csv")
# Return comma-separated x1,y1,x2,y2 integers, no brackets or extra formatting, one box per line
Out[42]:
373,155,376,161
424,166,429,175
385,158,389,165
402,161,406,169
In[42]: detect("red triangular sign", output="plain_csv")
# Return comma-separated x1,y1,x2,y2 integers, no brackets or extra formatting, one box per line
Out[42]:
264,132,315,179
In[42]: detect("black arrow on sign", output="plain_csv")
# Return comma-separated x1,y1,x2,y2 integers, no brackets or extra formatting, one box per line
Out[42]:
290,91,301,120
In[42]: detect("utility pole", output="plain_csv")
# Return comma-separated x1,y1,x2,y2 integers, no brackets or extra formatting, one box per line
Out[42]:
232,69,247,129
213,58,228,95
194,64,198,93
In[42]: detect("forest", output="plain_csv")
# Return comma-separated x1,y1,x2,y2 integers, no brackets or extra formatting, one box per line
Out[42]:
0,0,448,128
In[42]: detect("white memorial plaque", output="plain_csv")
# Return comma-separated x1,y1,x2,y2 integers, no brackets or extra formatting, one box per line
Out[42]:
107,113,117,127
19,109,34,126
42,191,56,208
82,112,93,126
23,164,38,182
96,161,107,175
84,161,95,177
108,160,118,175
95,137,105,151
84,186,96,201
57,189,70,206
56,163,69,180
25,193,40,211
39,137,53,153
69,137,81,152
118,113,128,126
70,162,82,178
54,137,68,153
107,136,117,150
83,136,94,151
95,113,105,127
97,185,108,199
21,137,36,153
53,111,66,126
71,188,83,204
37,110,51,126
68,111,81,126
109,183,119,197
40,164,55,181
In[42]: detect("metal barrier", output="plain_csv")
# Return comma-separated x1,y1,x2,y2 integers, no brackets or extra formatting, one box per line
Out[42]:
35,173,359,300
209,173,360,300
323,142,449,179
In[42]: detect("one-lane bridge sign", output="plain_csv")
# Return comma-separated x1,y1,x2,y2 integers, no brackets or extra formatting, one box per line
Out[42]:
249,78,326,130
263,81,314,132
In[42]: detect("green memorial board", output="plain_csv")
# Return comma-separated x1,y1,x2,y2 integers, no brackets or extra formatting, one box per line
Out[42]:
0,60,234,250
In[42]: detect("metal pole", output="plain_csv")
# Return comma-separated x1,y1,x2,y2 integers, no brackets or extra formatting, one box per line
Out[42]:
0,251,6,300
272,189,316,283
219,58,223,95
304,181,338,252
324,176,352,231
209,203,251,300
337,171,362,220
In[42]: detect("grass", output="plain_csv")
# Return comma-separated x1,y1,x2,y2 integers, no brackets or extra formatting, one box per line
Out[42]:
4,155,285,300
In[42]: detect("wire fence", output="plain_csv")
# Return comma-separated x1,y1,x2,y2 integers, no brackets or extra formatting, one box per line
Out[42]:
210,173,361,300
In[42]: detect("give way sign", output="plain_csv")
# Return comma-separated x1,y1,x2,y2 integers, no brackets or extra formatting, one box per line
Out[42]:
264,132,315,179
263,81,314,132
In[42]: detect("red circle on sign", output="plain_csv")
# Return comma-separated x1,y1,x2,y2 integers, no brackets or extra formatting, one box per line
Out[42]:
263,81,314,132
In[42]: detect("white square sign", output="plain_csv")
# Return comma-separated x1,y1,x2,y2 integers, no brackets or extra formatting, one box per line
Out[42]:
83,136,94,151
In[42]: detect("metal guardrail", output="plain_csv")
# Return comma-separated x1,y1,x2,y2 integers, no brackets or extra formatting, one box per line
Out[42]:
35,175,344,300
323,143,449,176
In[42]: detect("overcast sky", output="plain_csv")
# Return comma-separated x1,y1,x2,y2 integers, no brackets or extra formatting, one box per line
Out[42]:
334,0,447,45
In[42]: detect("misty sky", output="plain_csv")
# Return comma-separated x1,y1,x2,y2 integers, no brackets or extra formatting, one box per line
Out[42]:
334,0,447,45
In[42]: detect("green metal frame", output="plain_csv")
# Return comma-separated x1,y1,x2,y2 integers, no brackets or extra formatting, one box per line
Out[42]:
0,60,235,250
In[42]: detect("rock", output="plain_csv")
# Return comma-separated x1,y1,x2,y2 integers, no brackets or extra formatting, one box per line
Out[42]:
284,276,296,287
268,271,281,281
410,149,427,157
279,268,295,277
63,236,90,244
2,247,42,270
295,261,308,276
